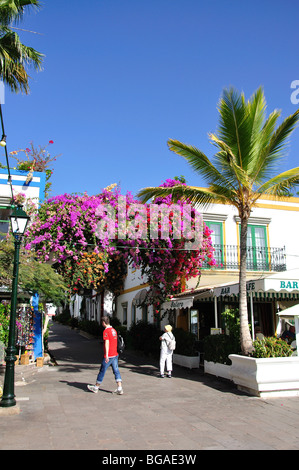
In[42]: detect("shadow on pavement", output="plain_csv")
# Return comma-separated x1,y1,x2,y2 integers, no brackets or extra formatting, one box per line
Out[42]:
48,322,244,397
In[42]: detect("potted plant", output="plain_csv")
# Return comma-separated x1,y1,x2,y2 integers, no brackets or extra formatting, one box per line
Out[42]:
229,337,299,397
203,333,240,380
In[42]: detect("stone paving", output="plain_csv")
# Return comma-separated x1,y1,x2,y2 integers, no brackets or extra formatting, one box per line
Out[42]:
1,321,299,451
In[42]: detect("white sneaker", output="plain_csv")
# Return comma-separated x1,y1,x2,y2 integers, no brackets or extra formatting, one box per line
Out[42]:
87,384,99,393
114,387,123,395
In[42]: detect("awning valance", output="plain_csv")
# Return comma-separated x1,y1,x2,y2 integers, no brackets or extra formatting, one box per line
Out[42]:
212,270,299,299
214,283,240,297
161,297,194,311
163,270,299,307
254,277,299,294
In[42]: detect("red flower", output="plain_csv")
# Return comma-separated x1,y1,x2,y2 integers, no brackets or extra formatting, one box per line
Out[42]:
49,140,54,144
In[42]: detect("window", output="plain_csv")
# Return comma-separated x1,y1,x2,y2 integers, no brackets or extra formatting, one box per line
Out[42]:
131,304,136,324
246,225,269,270
190,309,199,338
205,221,224,267
121,302,128,325
0,206,10,239
142,305,148,322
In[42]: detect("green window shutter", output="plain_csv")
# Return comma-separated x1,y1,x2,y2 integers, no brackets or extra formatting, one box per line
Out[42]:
0,205,11,238
246,225,269,270
205,221,224,267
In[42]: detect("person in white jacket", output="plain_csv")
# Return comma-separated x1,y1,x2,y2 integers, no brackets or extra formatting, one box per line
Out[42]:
159,325,175,378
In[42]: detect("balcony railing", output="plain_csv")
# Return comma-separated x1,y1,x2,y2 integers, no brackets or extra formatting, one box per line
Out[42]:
203,244,286,272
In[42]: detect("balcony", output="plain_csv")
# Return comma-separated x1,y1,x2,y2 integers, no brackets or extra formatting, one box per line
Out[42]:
203,244,286,272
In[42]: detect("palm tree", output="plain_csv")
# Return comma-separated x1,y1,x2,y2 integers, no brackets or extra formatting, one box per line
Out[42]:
0,0,43,94
137,87,299,355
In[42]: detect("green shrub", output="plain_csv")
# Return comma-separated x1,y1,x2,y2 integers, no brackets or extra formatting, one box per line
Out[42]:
69,317,79,329
111,317,121,328
53,308,71,325
128,320,160,356
78,319,102,337
202,307,241,365
173,328,197,356
252,337,293,358
0,304,10,346
222,308,240,338
203,334,241,365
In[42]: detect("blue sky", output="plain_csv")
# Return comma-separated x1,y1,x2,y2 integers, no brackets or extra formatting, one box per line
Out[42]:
1,0,299,198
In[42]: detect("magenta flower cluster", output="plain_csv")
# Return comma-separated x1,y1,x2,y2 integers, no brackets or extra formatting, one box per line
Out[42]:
25,180,216,301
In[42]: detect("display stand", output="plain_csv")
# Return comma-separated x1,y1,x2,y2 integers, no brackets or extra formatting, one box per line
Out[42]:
14,299,43,366
15,306,34,363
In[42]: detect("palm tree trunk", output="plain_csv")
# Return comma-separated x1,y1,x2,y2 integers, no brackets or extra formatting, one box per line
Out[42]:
239,216,253,355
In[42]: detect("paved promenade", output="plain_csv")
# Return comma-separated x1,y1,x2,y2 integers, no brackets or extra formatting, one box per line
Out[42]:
1,321,299,451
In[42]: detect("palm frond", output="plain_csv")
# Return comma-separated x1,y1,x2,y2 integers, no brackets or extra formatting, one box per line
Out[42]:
0,27,43,92
217,87,273,173
266,109,299,159
0,1,41,26
245,87,269,169
217,87,249,169
247,109,280,178
137,184,237,210
137,185,183,203
252,109,299,184
209,133,252,190
255,167,299,196
143,87,299,224
167,138,235,190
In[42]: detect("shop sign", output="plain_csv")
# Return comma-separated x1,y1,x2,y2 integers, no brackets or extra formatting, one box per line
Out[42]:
162,297,194,311
215,283,239,296
169,300,191,309
280,281,299,289
220,287,231,295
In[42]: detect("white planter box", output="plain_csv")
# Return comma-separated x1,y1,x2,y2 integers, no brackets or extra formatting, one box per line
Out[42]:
229,354,299,397
173,353,199,369
204,360,232,381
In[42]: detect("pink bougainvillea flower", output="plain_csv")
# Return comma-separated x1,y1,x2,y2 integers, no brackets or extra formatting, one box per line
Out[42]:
25,181,216,300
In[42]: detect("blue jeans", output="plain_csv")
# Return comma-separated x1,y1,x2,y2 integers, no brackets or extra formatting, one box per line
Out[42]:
96,355,122,384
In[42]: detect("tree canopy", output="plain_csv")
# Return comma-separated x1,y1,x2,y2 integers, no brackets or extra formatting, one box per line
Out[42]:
0,0,43,93
137,87,299,354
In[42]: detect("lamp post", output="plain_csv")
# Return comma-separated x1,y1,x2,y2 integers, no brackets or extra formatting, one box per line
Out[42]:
0,205,30,408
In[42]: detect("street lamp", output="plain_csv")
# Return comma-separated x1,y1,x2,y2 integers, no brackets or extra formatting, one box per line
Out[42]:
0,134,7,147
0,205,30,408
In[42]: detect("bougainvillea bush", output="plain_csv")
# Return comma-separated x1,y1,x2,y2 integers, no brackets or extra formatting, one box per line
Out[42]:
25,187,133,295
117,179,216,303
25,180,216,302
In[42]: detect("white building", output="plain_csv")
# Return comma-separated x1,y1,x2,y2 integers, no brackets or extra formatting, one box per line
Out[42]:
0,168,46,235
116,194,299,338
